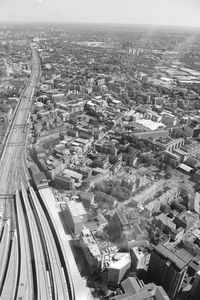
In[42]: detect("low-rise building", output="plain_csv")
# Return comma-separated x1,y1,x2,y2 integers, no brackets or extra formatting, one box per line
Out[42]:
79,191,94,209
80,228,102,274
95,191,117,209
65,200,87,235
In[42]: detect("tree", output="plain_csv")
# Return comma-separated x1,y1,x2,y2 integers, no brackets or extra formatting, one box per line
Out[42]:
95,230,109,241
106,220,123,242
160,204,171,214
170,200,185,212
99,282,109,297
138,140,146,151
165,166,172,179
127,145,135,155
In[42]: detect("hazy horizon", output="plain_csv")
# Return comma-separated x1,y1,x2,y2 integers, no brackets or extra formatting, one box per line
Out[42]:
0,0,200,28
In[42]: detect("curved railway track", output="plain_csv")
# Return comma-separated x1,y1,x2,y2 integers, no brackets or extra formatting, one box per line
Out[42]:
29,187,69,300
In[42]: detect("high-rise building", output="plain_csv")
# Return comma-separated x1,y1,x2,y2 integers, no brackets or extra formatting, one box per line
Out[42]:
191,269,200,300
147,244,189,299
106,253,131,286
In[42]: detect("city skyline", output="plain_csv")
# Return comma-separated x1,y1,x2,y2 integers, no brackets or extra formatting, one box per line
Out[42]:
0,0,200,28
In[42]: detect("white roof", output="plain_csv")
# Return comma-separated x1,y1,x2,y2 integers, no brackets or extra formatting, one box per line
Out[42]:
108,252,131,270
179,163,193,173
136,119,166,131
67,201,86,217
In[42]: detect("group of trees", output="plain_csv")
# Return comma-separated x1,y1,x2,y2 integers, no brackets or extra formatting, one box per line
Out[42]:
119,135,152,152
105,219,123,242
160,199,186,214
94,180,131,202
170,199,186,213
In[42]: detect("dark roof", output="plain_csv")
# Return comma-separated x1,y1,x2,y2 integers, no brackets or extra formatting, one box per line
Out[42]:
116,210,129,226
121,277,140,294
154,244,190,270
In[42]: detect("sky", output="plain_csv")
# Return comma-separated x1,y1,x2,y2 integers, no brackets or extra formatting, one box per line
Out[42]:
0,0,200,27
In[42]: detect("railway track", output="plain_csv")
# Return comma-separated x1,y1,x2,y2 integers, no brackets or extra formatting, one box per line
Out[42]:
29,186,69,300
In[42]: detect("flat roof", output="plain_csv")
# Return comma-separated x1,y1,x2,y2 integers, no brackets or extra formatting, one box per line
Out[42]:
63,169,83,180
179,163,193,173
136,119,166,131
108,252,131,270
121,277,140,294
67,200,86,217
155,244,189,270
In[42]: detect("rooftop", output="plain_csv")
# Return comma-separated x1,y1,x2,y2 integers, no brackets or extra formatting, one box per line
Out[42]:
107,252,131,270
154,244,191,270
67,200,86,217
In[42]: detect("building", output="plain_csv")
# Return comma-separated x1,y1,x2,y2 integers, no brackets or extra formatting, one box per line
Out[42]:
147,244,190,299
29,164,48,189
161,111,178,127
189,192,200,214
155,213,176,234
65,200,87,235
121,276,141,295
63,168,83,187
106,252,131,286
181,142,200,156
191,269,200,300
111,280,170,300
113,210,129,230
130,247,146,271
133,180,165,207
182,120,200,138
155,136,184,153
173,211,199,232
79,191,94,209
80,228,101,274
95,191,117,208
54,174,74,190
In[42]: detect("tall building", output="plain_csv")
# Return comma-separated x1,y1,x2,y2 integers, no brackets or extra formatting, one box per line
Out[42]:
106,252,131,286
147,244,189,299
191,269,200,300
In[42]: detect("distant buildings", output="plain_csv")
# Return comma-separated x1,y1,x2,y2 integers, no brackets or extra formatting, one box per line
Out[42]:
155,136,185,153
